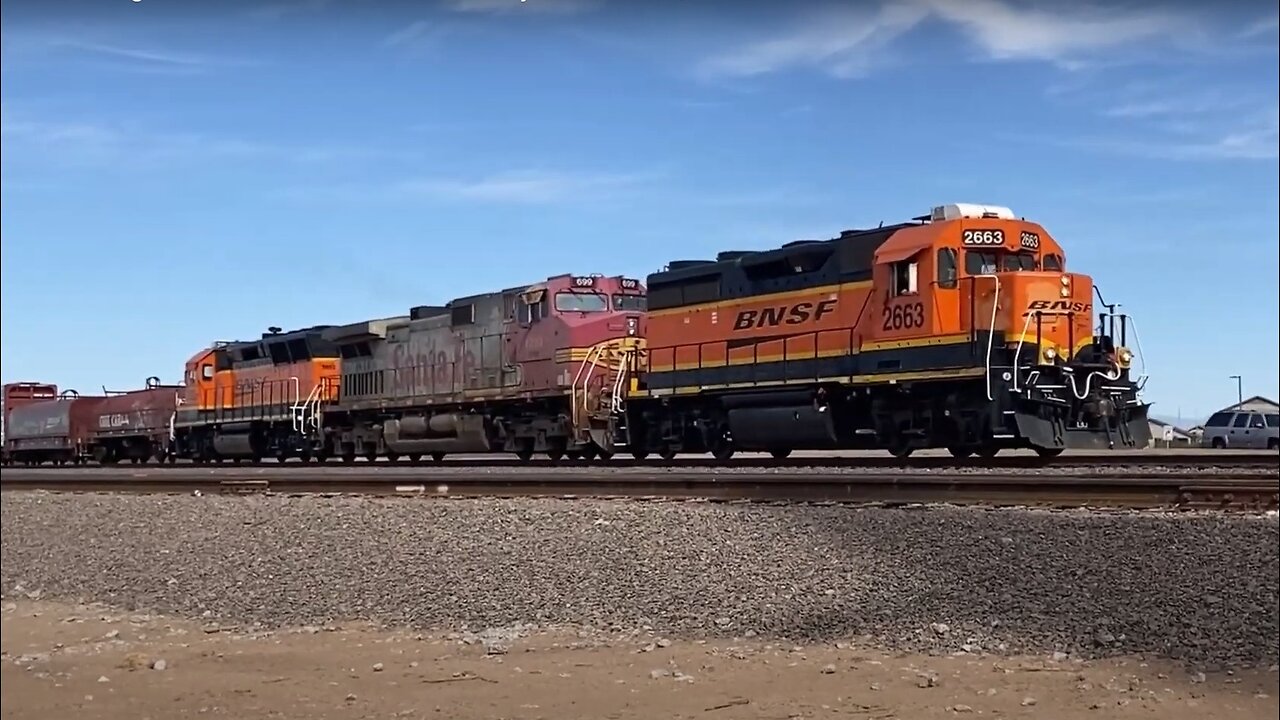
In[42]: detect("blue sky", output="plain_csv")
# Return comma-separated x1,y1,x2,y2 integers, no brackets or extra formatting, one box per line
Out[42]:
2,0,1277,425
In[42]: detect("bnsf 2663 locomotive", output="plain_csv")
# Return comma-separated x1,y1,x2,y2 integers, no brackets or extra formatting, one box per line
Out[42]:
618,203,1151,459
3,203,1150,465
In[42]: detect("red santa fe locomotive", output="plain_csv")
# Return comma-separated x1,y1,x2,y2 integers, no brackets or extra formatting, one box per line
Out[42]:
317,273,647,462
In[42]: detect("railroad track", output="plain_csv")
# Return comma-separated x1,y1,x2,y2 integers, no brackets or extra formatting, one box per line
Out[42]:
5,450,1278,471
3,470,1276,512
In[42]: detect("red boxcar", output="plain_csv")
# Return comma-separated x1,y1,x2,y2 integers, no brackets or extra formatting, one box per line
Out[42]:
88,377,182,463
3,389,105,465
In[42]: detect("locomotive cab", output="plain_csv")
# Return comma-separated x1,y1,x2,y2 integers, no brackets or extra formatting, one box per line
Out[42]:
928,204,1148,452
530,274,648,453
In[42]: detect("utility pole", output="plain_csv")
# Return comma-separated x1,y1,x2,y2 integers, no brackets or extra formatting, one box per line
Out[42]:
1229,375,1243,406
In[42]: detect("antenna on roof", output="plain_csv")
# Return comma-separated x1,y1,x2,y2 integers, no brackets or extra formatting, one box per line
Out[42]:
878,221,884,228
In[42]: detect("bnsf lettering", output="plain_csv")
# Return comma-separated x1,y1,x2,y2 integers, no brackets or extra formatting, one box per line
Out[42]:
1026,300,1091,313
733,299,837,331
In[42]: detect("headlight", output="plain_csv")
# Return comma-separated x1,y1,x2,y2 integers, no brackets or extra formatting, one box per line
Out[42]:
1042,347,1058,363
1060,276,1070,286
1116,348,1133,366
626,317,638,336
1060,287,1070,297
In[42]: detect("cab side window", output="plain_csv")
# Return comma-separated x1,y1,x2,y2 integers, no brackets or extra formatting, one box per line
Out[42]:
201,364,214,380
891,260,918,296
1044,254,1064,271
937,248,958,289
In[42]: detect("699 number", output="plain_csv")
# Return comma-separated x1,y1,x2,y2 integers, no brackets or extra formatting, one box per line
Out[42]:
882,302,924,331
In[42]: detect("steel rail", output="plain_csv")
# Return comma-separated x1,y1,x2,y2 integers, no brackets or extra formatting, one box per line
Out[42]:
3,471,1276,512
4,451,1277,471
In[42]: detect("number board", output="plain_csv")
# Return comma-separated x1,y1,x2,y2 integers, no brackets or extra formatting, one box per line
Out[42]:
1019,231,1041,250
961,229,1005,246
619,278,640,290
571,276,596,288
882,302,925,331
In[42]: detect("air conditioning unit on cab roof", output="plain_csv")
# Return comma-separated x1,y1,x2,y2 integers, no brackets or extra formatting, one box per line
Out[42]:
930,203,1015,221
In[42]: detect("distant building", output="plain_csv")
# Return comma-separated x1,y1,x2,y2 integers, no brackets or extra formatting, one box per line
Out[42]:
1216,396,1280,415
1147,418,1195,447
1186,425,1205,443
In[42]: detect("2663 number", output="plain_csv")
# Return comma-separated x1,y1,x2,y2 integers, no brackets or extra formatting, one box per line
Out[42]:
882,302,924,331
962,229,1004,246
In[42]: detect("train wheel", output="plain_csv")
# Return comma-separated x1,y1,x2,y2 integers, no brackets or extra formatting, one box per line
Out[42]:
657,444,677,462
363,447,378,463
974,445,1000,458
630,449,649,460
947,446,973,459
711,444,735,461
565,451,582,461
342,452,356,464
579,445,598,461
888,444,914,459
386,452,400,463
769,449,792,460
595,448,614,462
407,453,422,464
1033,447,1064,459
431,452,446,463
515,448,534,462
546,438,566,463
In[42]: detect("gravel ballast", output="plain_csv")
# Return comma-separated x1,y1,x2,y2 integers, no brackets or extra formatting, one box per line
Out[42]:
2,492,1276,668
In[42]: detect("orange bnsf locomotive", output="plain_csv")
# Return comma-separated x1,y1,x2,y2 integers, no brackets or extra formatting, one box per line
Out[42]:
617,203,1150,460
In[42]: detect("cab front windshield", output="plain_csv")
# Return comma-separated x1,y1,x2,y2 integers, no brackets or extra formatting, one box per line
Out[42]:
612,294,646,312
964,250,1062,275
554,291,609,312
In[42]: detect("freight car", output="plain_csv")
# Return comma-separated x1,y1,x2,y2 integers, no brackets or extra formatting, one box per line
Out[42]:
2,378,185,465
2,386,104,465
90,377,183,464
320,272,646,462
618,203,1151,460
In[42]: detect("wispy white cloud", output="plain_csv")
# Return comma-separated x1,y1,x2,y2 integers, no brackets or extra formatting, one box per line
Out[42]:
2,34,254,74
1101,90,1261,120
46,39,210,67
441,0,600,15
245,0,335,21
698,0,1205,79
696,3,927,79
276,168,658,205
394,169,653,203
1,107,399,169
1239,13,1279,39
920,0,1191,66
1015,109,1279,162
382,21,438,48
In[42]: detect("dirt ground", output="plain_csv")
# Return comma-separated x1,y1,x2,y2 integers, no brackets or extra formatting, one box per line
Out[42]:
2,600,1276,720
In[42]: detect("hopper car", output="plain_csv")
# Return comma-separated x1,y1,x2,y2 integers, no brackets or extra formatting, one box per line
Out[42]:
3,202,1150,465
